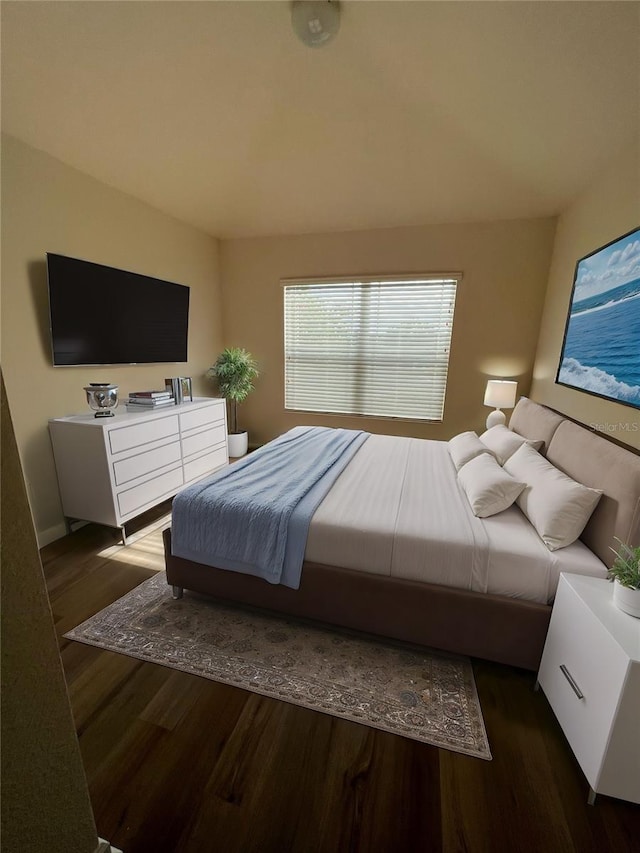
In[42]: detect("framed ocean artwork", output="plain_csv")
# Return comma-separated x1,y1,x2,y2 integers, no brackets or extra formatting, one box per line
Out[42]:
556,227,640,409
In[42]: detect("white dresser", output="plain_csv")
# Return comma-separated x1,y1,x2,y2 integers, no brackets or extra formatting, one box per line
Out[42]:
49,397,228,540
537,573,640,804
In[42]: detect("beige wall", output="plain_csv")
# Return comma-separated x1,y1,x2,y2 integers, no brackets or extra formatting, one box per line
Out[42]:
219,218,556,447
1,375,98,853
530,142,640,450
1,134,223,545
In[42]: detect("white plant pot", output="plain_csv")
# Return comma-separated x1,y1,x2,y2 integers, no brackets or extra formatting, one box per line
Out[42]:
612,579,640,618
227,431,248,459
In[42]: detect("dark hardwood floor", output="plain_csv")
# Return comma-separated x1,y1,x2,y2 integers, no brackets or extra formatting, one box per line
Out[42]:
42,509,639,853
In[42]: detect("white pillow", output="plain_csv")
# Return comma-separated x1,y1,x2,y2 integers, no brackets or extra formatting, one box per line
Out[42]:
448,431,494,472
457,454,526,518
504,443,603,550
479,424,544,465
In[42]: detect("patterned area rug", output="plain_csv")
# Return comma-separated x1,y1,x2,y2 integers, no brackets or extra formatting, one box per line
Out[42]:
66,573,491,759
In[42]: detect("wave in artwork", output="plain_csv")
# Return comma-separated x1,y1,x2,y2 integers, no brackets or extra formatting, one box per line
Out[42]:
558,358,640,406
571,280,640,318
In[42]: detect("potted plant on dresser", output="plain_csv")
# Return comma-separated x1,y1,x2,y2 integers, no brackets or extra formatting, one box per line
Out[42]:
608,538,640,618
207,347,259,458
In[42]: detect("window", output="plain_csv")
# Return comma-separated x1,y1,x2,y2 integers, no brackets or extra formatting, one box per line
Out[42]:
283,275,459,421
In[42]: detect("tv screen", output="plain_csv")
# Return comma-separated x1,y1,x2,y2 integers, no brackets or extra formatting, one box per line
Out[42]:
47,254,190,366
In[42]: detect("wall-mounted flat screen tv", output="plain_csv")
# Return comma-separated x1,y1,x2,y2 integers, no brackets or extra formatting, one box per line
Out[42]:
47,253,190,366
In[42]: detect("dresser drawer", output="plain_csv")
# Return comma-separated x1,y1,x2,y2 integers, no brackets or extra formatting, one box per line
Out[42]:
183,445,228,484
117,465,184,518
538,581,628,786
182,424,226,459
112,440,182,486
109,415,179,454
179,403,224,434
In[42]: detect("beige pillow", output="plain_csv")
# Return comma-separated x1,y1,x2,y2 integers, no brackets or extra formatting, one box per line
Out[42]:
448,431,494,472
457,454,526,518
479,424,543,466
504,443,603,550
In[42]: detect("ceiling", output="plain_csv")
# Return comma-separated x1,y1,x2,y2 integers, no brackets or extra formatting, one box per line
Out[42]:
2,1,638,239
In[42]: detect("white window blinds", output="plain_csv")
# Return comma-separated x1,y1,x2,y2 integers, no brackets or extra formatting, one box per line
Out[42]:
283,276,459,421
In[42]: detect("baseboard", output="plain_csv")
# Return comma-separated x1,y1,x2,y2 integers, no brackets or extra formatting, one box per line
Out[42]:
37,522,68,548
95,838,123,853
38,519,87,548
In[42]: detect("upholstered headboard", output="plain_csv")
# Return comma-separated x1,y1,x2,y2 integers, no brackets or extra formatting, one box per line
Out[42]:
508,396,564,454
509,398,640,567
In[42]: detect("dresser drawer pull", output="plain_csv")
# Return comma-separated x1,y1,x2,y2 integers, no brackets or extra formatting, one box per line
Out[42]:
559,664,584,700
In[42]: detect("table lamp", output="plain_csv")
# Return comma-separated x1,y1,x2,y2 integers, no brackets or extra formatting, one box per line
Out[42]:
484,380,517,429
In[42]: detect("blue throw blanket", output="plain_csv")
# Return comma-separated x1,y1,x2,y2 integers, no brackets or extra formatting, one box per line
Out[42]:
171,426,369,589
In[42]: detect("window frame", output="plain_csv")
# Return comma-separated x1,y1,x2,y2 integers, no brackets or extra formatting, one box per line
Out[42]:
282,272,461,423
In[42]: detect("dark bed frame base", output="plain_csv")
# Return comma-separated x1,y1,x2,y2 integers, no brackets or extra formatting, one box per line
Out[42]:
163,529,551,671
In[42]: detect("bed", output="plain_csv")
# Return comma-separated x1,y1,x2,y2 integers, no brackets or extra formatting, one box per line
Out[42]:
163,398,640,670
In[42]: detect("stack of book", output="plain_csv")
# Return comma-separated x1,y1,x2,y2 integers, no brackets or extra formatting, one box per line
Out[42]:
126,390,175,410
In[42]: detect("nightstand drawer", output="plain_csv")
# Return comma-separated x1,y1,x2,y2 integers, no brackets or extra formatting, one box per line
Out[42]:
538,579,628,786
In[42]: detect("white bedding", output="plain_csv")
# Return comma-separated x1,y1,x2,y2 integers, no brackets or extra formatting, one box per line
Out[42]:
305,434,607,604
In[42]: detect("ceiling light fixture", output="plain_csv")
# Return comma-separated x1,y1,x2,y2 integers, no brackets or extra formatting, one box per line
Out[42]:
291,1,341,48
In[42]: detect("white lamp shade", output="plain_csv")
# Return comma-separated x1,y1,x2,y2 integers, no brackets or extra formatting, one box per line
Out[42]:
484,380,517,409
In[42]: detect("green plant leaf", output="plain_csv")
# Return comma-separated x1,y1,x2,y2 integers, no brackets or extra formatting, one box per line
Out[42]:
607,537,640,590
207,347,259,434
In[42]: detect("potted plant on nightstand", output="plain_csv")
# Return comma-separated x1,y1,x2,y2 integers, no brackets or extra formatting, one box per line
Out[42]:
207,347,259,458
608,538,640,618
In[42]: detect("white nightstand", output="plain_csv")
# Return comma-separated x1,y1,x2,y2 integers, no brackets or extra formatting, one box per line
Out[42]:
537,573,640,805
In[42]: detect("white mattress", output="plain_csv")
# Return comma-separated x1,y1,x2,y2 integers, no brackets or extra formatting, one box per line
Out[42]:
305,434,607,604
